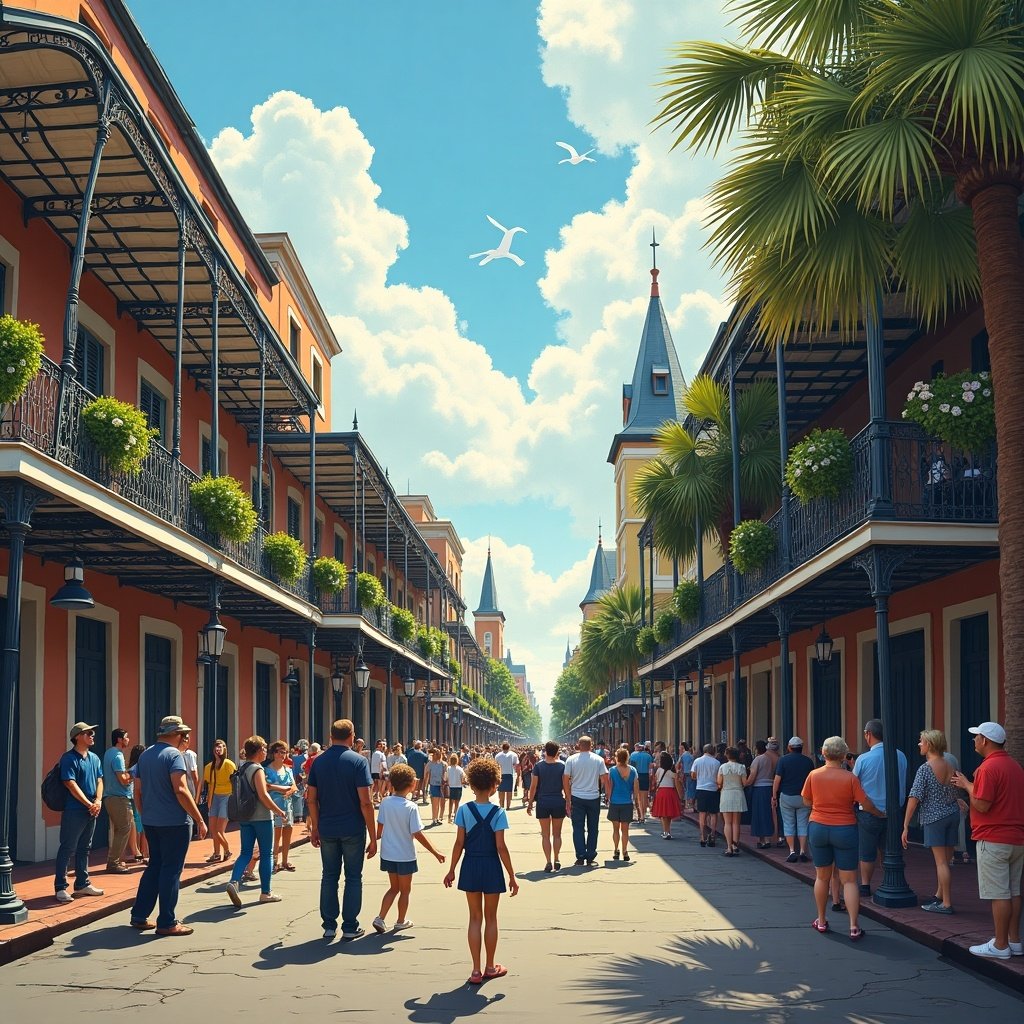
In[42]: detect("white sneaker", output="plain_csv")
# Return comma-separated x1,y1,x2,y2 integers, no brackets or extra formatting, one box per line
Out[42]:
1008,940,1023,957
969,938,1011,960
372,916,387,934
54,890,74,904
259,892,282,903
75,884,104,897
225,881,241,908
394,919,414,931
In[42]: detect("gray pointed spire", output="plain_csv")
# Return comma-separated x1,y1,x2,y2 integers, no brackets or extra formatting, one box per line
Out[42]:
352,409,359,431
580,529,616,610
474,544,501,616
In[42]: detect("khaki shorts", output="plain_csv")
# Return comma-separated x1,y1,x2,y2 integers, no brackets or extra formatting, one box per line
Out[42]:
976,840,1024,900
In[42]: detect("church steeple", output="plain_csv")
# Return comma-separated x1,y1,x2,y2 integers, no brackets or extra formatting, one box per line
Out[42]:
473,542,504,660
580,522,616,616
474,543,503,618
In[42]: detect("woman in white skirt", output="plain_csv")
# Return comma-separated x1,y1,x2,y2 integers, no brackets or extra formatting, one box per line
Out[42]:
718,747,748,857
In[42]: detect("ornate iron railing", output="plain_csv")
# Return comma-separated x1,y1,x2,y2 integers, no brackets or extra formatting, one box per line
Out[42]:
647,420,997,665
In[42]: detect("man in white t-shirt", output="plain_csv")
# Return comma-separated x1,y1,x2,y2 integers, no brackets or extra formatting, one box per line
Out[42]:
178,731,200,841
495,742,519,810
370,740,389,806
690,743,721,846
562,736,609,866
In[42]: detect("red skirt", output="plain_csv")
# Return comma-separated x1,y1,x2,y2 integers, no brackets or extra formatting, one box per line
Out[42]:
650,786,681,819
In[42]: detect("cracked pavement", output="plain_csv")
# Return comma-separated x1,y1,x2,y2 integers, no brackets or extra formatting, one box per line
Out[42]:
4,809,1022,1021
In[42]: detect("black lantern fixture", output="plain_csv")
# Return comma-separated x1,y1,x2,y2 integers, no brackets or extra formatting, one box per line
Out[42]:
200,607,227,661
684,677,697,699
432,703,441,716
49,556,95,610
403,670,416,698
330,657,345,697
354,645,371,690
196,631,212,668
282,659,300,687
815,626,834,665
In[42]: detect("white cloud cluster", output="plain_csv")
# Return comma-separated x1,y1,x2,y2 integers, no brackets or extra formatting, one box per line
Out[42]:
207,2,734,716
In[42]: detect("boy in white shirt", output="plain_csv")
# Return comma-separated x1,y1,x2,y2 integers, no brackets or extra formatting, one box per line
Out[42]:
373,764,445,933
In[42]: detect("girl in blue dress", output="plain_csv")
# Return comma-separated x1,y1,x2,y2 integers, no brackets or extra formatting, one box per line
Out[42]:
444,757,519,984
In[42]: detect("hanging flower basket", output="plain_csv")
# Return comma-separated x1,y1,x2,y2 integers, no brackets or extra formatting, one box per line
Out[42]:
902,370,995,451
312,556,348,594
785,427,854,502
81,396,159,475
653,609,676,644
263,531,308,585
356,571,385,609
673,579,700,621
729,518,774,574
417,626,441,659
0,314,43,407
190,474,258,543
390,604,416,642
636,625,657,656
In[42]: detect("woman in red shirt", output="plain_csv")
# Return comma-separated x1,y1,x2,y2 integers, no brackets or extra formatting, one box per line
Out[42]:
802,736,882,940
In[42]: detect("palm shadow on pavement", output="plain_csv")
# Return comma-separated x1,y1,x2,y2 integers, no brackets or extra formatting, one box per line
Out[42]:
405,985,506,1023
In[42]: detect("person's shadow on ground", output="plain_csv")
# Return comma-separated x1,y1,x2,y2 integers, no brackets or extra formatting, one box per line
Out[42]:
405,985,505,1023
254,931,413,969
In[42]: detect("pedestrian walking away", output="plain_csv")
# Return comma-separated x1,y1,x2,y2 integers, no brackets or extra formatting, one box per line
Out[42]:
629,743,654,822
495,741,518,811
444,758,518,984
426,748,447,825
746,739,781,848
563,735,609,865
373,763,445,933
53,722,105,903
306,718,378,940
691,744,721,847
606,747,639,860
773,737,815,862
446,754,466,823
129,716,208,935
407,740,429,804
717,747,748,856
652,750,683,840
202,738,236,863
526,740,567,871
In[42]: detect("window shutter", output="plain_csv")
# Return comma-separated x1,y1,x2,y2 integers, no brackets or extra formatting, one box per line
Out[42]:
74,328,105,395
287,497,302,541
139,379,166,442
201,437,212,476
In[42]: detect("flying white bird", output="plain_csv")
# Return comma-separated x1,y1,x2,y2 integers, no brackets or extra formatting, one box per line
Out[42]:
469,215,526,267
556,141,595,165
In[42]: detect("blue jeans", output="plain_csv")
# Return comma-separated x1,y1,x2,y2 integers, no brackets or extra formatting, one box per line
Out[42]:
130,823,191,929
319,834,366,933
230,819,274,894
570,797,601,861
54,802,97,892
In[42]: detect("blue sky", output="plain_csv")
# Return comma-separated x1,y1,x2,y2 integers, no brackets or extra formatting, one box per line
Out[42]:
128,0,733,716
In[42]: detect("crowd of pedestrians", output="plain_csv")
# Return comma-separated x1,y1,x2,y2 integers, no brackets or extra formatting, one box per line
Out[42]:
48,711,1022,971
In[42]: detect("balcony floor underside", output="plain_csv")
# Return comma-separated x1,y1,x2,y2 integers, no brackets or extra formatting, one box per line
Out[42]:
645,540,999,678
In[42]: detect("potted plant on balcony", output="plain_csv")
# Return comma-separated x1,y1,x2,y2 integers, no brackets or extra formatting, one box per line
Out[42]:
448,657,462,681
902,370,995,451
653,609,676,645
356,571,385,609
785,427,854,502
430,627,449,660
673,578,700,622
262,531,308,585
190,474,258,543
417,625,441,660
390,604,416,642
312,556,348,595
0,315,44,423
729,518,774,574
81,395,159,476
636,625,657,656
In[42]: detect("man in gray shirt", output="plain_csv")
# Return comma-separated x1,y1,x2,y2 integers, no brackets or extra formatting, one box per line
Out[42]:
562,736,608,866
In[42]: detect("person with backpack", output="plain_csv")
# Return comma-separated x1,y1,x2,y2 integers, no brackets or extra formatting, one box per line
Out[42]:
128,717,207,935
224,735,288,909
52,722,105,904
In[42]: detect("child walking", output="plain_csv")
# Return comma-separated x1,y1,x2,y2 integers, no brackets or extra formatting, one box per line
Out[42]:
445,753,465,823
444,758,518,984
373,764,445,933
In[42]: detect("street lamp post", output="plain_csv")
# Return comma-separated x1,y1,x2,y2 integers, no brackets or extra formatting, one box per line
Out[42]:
199,582,227,762
354,642,370,738
403,668,416,748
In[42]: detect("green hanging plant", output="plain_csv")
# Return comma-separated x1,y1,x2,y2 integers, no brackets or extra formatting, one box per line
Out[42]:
729,519,774,575
81,396,159,475
417,625,441,659
390,604,416,641
356,571,385,608
190,474,258,543
430,626,449,660
312,556,348,594
263,531,308,584
653,609,676,644
448,657,462,681
902,370,995,451
636,625,657,656
0,314,43,406
673,579,700,621
785,428,854,502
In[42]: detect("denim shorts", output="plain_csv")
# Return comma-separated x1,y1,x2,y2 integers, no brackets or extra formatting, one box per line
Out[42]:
498,774,514,793
380,858,418,876
209,794,229,819
808,821,859,871
922,809,959,848
430,784,443,798
535,800,566,820
274,802,295,828
856,808,887,862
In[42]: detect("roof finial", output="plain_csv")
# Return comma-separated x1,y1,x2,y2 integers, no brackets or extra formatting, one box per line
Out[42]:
598,518,602,546
649,229,660,298
352,409,359,431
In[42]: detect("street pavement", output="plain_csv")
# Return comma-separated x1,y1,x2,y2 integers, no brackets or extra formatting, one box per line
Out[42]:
3,803,1022,1021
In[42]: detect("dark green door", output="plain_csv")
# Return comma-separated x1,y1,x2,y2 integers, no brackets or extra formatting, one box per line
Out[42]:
313,675,325,746
75,616,108,848
143,635,171,746
255,663,272,742
735,676,747,742
812,653,843,760
203,663,229,756
959,614,990,777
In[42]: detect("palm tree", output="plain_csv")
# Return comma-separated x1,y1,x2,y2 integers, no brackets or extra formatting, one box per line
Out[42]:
633,374,780,561
578,586,643,695
654,0,1024,749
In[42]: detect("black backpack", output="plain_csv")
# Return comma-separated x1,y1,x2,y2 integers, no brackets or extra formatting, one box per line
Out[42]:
41,762,67,812
227,762,259,821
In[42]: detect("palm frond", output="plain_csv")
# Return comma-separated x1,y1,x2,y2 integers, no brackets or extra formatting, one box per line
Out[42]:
683,374,730,429
729,0,874,64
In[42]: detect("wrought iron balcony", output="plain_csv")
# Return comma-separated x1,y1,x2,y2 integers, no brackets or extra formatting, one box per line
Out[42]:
1,354,310,601
646,420,997,663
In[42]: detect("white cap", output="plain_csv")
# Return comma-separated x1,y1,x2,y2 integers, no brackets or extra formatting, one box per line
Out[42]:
968,722,1006,744
788,736,803,748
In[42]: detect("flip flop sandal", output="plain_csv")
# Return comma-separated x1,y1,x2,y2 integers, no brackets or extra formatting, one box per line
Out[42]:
467,971,484,985
283,863,296,871
811,919,829,934
483,965,508,979
849,926,865,941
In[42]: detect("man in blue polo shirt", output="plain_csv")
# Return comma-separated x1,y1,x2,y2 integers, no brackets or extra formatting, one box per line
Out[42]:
54,721,104,903
307,718,377,941
406,740,429,805
629,743,654,822
853,718,908,896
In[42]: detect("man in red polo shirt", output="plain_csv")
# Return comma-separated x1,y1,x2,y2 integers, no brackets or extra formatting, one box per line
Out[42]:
952,721,1024,960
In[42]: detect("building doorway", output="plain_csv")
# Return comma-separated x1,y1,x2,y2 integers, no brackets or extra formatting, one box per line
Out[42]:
75,616,108,849
812,653,843,759
958,614,990,777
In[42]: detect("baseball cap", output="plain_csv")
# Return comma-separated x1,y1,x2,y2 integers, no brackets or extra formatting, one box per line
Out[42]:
69,722,98,739
156,715,191,735
968,721,1006,744
788,736,803,748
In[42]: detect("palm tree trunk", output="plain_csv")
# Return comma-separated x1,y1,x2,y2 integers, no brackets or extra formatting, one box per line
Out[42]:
968,180,1024,754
